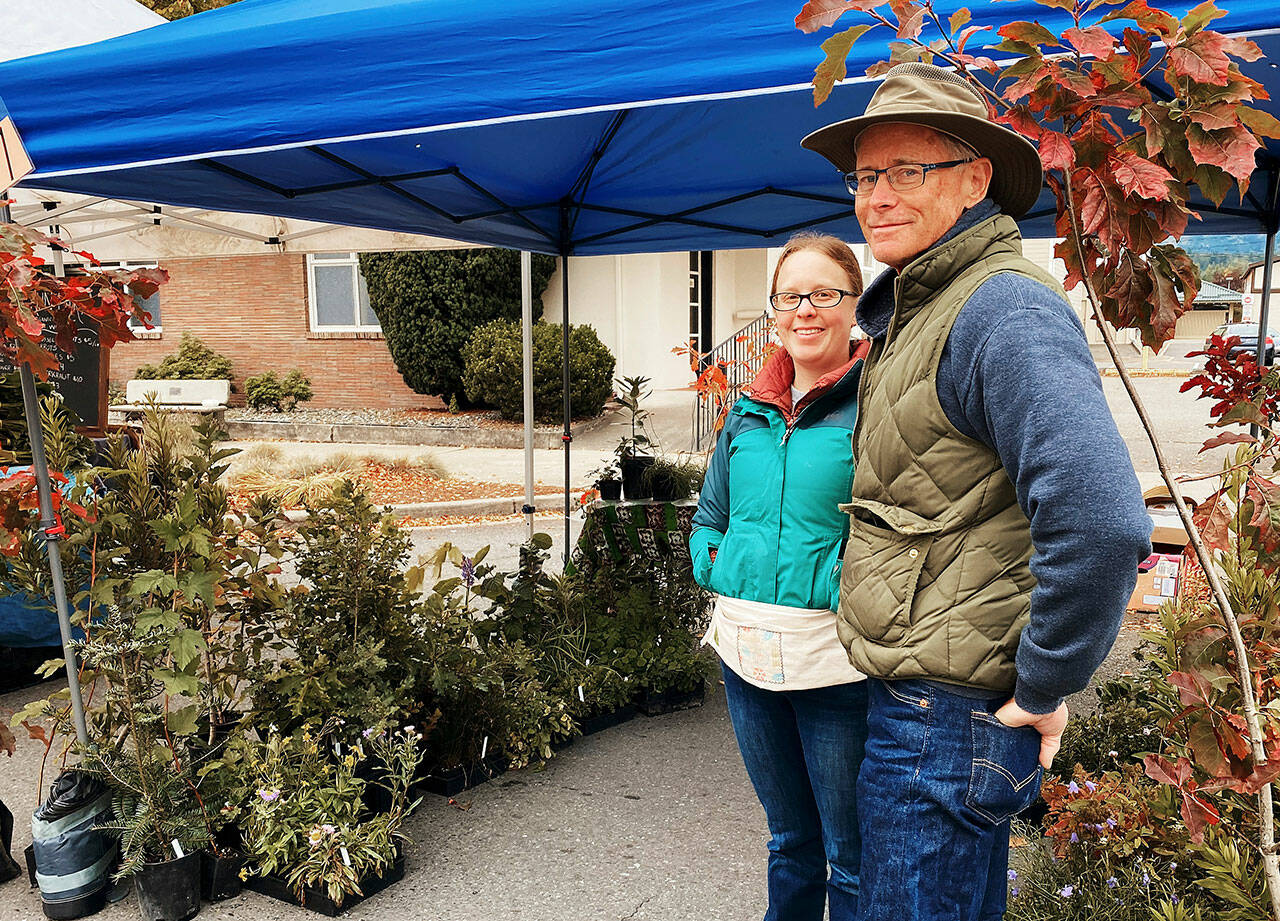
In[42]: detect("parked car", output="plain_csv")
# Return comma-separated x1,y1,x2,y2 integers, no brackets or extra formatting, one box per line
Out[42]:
1206,322,1277,364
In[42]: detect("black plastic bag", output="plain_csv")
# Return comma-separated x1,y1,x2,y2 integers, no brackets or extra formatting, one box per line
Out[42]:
0,797,20,883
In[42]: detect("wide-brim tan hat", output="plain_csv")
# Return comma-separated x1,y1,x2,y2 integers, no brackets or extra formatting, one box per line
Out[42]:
801,62,1043,218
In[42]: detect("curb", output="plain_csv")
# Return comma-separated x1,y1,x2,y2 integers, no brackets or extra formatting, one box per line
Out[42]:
282,491,569,524
223,413,612,448
1098,369,1191,378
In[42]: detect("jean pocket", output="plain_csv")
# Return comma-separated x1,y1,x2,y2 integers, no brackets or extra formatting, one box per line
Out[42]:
965,711,1043,825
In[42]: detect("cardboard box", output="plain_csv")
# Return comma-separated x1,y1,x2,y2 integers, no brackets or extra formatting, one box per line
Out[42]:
1142,486,1191,552
1129,552,1182,612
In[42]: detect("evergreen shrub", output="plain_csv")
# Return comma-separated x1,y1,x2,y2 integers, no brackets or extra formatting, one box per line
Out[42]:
244,369,314,412
461,319,615,422
134,332,235,386
358,249,556,403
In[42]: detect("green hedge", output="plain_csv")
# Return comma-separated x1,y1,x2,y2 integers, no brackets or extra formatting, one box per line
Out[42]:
133,333,234,386
358,249,556,404
462,320,615,422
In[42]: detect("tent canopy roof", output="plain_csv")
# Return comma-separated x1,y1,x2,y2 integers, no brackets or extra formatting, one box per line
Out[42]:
2,0,1280,255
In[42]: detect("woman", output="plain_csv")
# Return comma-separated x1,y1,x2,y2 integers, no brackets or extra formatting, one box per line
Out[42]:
690,232,869,921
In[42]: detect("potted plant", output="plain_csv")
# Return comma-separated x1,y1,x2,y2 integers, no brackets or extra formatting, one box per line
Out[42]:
613,375,657,500
235,722,421,914
643,458,704,503
589,460,623,502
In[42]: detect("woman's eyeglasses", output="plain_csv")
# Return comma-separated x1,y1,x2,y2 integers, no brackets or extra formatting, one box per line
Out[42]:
769,288,856,311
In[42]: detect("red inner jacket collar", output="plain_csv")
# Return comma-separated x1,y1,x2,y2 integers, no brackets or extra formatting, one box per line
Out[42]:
746,339,870,421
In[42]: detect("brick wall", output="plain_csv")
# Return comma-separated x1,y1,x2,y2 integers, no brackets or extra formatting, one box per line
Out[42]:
109,253,439,410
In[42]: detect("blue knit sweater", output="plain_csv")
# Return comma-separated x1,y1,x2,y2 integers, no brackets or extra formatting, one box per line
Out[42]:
855,200,1153,714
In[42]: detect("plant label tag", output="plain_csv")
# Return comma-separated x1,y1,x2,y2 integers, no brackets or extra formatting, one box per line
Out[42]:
480,735,489,760
333,741,342,757
585,658,592,667
340,847,351,868
578,685,585,702
171,839,184,859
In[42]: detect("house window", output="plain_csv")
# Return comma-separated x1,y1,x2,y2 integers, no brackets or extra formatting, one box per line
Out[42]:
307,252,378,331
68,260,161,331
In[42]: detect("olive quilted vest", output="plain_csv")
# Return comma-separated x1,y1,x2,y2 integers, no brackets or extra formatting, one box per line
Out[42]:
835,214,1065,691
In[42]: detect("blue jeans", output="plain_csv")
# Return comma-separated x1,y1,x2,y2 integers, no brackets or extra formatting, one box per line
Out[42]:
855,678,1043,921
721,664,869,921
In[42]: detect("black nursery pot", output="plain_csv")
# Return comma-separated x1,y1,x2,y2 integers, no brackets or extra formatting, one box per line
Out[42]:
597,478,622,501
619,456,655,501
649,477,679,503
201,848,245,902
134,851,201,921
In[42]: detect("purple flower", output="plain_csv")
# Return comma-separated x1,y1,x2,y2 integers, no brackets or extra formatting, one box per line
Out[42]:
362,727,375,739
1085,780,1097,792
1171,895,1179,904
1059,885,1075,898
460,555,476,588
257,787,280,803
1107,876,1118,888
1007,869,1017,881
1106,817,1117,828
1067,781,1081,794
1070,832,1079,843
1010,887,1019,897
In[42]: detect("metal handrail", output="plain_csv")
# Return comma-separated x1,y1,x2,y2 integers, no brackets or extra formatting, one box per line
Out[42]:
691,311,773,451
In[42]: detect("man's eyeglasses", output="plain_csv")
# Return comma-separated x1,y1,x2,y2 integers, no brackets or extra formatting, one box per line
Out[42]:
843,159,974,197
769,288,856,311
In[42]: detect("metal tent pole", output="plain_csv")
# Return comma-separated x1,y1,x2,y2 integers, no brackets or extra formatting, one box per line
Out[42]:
20,364,89,748
1257,226,1277,369
559,204,572,565
1,197,89,748
521,251,535,542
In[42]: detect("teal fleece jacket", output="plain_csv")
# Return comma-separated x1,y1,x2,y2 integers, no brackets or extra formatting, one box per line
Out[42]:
690,344,868,610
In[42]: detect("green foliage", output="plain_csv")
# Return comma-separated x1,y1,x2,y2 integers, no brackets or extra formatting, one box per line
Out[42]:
461,319,615,422
1006,819,1198,920
1055,670,1166,778
134,332,234,387
614,375,655,458
643,458,705,501
5,408,290,864
253,480,420,738
358,249,555,402
244,369,314,412
228,723,420,906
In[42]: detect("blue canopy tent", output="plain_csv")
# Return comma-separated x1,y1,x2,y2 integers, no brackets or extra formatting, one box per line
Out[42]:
2,0,1280,546
3,0,1280,251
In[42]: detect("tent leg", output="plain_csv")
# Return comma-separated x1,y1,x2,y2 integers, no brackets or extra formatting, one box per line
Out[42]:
561,250,572,565
1258,226,1276,367
521,252,534,542
20,364,90,749
1,196,89,748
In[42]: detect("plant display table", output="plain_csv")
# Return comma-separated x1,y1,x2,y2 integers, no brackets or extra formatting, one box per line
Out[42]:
574,498,698,570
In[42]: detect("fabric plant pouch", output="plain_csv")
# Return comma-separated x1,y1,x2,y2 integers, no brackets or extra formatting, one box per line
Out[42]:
30,771,116,920
837,497,943,645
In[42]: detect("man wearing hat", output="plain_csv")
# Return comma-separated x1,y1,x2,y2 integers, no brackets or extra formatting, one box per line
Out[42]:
802,63,1152,916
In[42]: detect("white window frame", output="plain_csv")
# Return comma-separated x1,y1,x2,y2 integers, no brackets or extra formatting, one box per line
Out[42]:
306,252,380,332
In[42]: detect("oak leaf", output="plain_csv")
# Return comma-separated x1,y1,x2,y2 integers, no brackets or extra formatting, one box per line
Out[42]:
1187,124,1260,185
795,0,878,33
1168,31,1233,86
1037,129,1074,171
1111,151,1174,201
813,24,874,106
1062,25,1116,59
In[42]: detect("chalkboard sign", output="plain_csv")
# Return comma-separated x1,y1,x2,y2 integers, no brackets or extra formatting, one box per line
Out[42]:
0,316,108,435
